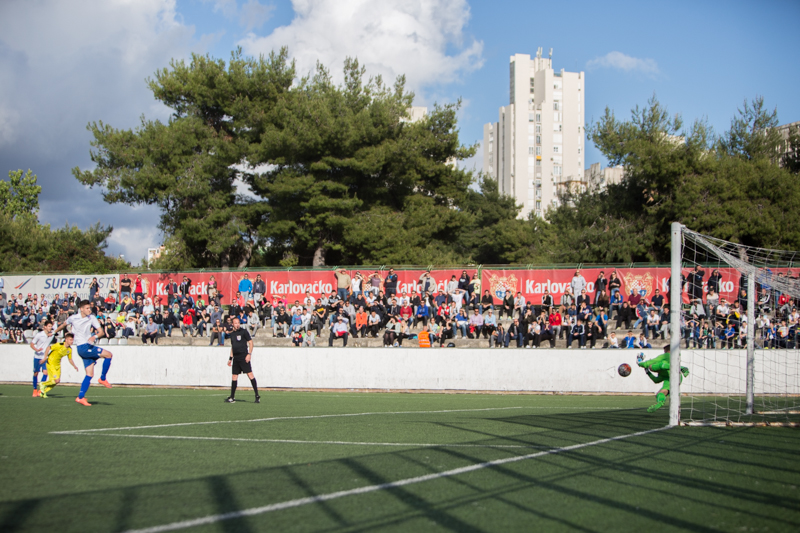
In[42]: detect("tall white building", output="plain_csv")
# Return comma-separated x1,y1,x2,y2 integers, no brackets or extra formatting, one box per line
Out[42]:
483,49,585,218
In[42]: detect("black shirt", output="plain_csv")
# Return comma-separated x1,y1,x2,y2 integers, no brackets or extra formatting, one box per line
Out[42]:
120,277,132,292
229,327,252,357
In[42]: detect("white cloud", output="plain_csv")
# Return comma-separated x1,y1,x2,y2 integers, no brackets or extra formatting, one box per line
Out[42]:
210,0,239,18
586,51,660,76
206,0,275,31
237,0,483,99
240,0,276,31
0,0,203,261
107,226,162,264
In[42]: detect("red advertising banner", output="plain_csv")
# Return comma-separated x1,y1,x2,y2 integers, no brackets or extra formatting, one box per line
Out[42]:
481,267,742,306
138,269,473,304
249,268,471,301
139,273,232,305
125,266,756,307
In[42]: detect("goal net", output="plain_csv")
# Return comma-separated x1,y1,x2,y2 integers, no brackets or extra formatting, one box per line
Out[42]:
675,226,800,426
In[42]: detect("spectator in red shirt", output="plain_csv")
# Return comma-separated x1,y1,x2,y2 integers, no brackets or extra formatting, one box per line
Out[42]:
181,310,196,337
549,310,563,339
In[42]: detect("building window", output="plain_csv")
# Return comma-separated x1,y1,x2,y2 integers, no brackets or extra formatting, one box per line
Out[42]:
535,135,541,145
536,201,542,210
535,113,541,123
535,125,541,133
536,159,541,166
553,102,560,111
553,146,560,154
535,147,542,155
554,166,562,176
577,147,581,154
528,147,534,154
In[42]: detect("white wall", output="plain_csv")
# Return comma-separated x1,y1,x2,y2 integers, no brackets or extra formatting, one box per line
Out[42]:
3,345,796,394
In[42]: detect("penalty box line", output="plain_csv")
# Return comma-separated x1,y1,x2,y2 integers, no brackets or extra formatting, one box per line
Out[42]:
76,433,554,449
50,407,526,435
123,425,670,533
50,405,625,436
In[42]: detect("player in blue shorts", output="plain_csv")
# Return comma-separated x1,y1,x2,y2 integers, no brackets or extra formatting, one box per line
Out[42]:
29,320,55,397
54,300,113,406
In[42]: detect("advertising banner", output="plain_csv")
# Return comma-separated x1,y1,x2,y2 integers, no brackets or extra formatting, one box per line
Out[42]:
0,274,119,302
1,266,757,308
138,272,232,305
481,267,742,306
240,268,471,303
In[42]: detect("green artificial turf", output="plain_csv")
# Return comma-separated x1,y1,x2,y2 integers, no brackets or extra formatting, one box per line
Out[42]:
1,384,798,532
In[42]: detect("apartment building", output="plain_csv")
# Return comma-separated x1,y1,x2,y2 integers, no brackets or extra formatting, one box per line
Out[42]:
483,49,585,218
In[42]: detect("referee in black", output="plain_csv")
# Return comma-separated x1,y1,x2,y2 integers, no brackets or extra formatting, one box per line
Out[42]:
225,316,260,403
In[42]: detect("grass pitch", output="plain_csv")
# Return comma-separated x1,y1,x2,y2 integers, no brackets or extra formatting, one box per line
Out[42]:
1,384,799,532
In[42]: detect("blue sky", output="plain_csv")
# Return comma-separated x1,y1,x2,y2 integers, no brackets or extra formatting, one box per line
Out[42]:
1,0,798,264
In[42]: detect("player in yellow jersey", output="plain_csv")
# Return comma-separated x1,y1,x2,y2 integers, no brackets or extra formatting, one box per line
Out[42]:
39,333,78,398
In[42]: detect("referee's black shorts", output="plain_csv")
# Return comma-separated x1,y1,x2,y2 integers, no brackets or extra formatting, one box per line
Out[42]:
231,357,252,375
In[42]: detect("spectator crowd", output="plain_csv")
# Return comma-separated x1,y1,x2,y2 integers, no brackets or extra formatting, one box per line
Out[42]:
1,268,798,350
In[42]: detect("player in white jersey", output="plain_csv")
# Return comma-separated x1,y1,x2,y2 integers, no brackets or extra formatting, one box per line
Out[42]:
54,300,113,406
28,320,55,397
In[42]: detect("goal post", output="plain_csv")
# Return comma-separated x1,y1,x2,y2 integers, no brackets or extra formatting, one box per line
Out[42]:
674,225,800,426
669,222,682,427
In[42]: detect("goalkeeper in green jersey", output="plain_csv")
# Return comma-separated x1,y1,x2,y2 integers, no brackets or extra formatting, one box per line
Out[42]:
637,345,690,413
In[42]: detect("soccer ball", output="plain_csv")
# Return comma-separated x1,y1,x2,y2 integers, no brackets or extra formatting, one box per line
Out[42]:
618,363,632,377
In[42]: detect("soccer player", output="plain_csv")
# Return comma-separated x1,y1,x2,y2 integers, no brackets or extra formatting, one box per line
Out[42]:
29,320,55,397
55,300,113,406
39,333,79,398
637,345,690,413
225,317,259,404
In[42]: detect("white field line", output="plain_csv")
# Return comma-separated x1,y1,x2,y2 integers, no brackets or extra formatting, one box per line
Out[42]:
49,407,525,435
123,426,670,533
2,394,228,399
78,433,553,449
50,406,624,435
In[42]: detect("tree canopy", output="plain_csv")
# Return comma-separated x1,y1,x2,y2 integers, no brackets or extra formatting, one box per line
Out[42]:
540,96,800,263
74,49,531,268
1,169,41,220
72,48,800,270
0,169,129,273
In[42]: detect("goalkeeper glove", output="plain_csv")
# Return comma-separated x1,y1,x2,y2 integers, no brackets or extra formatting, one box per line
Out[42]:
681,366,690,378
636,352,645,364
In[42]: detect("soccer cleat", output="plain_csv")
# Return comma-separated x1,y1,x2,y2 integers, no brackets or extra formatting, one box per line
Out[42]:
647,401,666,413
32,389,39,397
98,378,112,389
75,397,91,406
254,396,261,404
224,397,236,403
40,389,48,398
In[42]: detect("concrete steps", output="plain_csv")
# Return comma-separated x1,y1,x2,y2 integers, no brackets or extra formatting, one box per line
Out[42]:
132,330,672,349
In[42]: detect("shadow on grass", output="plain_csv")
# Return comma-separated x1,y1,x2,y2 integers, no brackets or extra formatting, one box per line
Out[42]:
0,499,40,532
3,408,800,532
